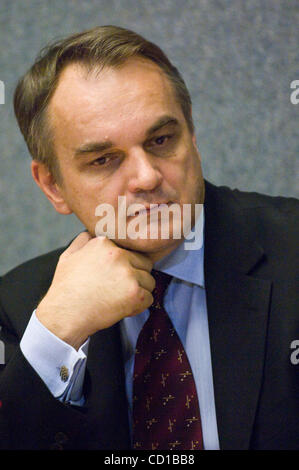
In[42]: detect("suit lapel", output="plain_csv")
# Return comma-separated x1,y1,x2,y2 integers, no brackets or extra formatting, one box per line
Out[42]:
204,181,271,449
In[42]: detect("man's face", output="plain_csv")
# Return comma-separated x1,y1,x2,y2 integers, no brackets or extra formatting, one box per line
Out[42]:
45,57,204,260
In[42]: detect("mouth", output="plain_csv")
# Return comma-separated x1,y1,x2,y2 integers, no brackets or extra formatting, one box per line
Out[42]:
127,202,173,217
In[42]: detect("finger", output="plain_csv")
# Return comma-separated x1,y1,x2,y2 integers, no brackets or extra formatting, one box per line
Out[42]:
127,251,153,272
63,231,93,257
126,289,154,317
134,269,156,293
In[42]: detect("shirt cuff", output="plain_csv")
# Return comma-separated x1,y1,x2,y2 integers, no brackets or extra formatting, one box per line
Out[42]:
20,310,89,398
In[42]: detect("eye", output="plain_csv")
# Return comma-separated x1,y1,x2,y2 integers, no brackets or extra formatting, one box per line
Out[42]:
93,156,109,166
155,135,169,145
144,133,176,155
91,154,117,167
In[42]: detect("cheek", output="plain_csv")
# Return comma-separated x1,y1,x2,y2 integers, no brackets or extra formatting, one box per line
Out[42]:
173,151,202,201
166,151,198,187
59,177,100,221
184,146,202,179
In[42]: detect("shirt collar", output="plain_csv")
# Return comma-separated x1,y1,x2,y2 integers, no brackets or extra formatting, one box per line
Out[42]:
154,206,205,288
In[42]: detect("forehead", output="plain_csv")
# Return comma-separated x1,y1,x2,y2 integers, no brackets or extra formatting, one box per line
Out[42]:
48,58,184,144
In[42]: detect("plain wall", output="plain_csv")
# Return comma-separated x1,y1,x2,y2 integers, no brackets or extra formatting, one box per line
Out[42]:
0,0,298,274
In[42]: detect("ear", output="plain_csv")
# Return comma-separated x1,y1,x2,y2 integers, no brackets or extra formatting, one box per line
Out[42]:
191,132,202,162
31,160,73,215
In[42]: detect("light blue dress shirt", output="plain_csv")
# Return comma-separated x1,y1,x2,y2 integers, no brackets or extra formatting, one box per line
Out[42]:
20,208,220,450
121,209,219,449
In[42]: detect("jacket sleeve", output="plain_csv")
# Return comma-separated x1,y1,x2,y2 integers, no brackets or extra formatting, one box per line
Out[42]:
0,277,89,450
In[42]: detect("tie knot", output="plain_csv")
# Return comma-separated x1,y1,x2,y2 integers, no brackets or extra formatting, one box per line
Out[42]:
151,269,172,308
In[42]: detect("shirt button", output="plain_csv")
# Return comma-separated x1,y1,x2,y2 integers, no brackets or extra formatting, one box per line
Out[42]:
60,365,69,382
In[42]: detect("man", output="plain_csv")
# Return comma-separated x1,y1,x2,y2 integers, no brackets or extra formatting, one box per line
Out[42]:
0,25,298,450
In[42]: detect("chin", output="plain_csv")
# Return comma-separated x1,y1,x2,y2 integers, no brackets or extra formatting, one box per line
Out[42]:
115,235,183,258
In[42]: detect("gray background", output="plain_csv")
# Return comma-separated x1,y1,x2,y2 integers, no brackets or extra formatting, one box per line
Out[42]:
0,0,298,274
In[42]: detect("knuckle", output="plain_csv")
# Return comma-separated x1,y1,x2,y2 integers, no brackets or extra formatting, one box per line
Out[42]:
143,291,153,308
78,231,90,240
121,265,133,279
58,251,68,261
90,236,101,246
95,235,107,244
108,246,122,260
125,279,143,305
128,279,140,298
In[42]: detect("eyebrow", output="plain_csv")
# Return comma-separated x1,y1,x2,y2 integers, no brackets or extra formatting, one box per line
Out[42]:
73,115,179,158
145,116,179,136
74,140,113,157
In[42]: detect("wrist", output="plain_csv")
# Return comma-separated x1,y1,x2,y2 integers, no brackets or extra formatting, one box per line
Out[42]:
36,302,88,351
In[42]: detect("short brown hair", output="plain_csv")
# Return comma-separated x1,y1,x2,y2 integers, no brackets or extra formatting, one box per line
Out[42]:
14,25,194,181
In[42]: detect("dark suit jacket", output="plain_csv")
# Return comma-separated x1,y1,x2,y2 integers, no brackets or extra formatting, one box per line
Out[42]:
0,181,298,450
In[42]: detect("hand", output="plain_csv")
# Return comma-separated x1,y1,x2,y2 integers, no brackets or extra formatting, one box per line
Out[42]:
36,232,155,349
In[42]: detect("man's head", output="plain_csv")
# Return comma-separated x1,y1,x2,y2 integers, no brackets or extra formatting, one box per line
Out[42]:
14,26,204,260
14,25,194,182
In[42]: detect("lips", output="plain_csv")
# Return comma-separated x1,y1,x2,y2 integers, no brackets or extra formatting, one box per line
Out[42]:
127,202,172,217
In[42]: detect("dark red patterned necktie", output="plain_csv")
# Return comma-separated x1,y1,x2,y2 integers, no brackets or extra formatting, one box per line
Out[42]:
132,270,204,450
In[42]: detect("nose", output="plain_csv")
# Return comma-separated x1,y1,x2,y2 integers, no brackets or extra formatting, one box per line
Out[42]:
127,148,163,194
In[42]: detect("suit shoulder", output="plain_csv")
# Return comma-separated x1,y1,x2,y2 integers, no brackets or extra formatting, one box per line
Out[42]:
229,186,299,213
223,185,298,240
205,182,298,278
0,248,64,311
205,180,299,214
0,247,65,336
205,180,298,244
1,247,65,285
